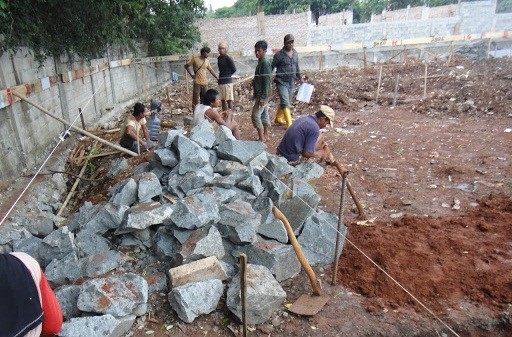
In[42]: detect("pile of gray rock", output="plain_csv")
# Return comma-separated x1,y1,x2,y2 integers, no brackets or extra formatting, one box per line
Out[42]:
0,120,347,336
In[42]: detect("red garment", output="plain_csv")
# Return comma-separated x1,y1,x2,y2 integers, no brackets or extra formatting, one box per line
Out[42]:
39,271,63,336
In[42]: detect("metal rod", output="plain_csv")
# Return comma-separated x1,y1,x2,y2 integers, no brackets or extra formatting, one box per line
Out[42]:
332,171,348,285
12,92,138,157
79,108,86,130
240,253,248,337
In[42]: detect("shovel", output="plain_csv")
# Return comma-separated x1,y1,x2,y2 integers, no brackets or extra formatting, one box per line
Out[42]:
272,206,330,316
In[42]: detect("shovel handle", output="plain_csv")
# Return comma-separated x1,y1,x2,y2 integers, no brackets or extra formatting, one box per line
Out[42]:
272,206,322,296
331,160,368,220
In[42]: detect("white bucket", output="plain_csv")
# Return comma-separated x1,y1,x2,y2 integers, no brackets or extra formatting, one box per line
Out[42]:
296,83,314,103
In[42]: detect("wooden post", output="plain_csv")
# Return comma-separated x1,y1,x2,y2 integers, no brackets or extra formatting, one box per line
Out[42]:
319,51,323,71
79,108,86,130
448,42,454,64
486,39,492,59
185,70,190,94
392,74,400,107
12,92,138,157
403,45,408,64
363,47,367,68
423,63,428,98
376,66,383,103
166,86,172,117
240,254,248,337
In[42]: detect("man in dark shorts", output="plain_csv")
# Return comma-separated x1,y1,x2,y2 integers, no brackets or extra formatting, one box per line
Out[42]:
217,41,237,111
276,105,335,164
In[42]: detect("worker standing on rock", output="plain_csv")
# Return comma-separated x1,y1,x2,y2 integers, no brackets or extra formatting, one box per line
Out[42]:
252,40,273,142
120,102,152,153
276,105,335,164
272,34,305,127
217,41,237,111
184,47,219,111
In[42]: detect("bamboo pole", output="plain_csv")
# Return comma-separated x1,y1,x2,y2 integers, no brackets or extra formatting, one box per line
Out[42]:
12,92,138,157
376,66,383,102
74,150,120,161
423,63,428,98
240,253,248,337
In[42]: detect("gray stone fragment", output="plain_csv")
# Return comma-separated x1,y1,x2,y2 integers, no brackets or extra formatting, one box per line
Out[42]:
0,223,32,246
148,158,171,180
170,195,220,229
158,129,184,149
216,139,266,164
236,236,300,281
214,159,247,176
279,180,320,235
107,158,129,177
137,172,163,202
132,162,151,175
110,178,138,207
174,135,211,174
210,187,238,203
263,178,288,204
248,151,269,176
153,227,181,259
118,202,173,233
78,273,148,317
253,197,288,243
172,228,195,244
207,149,218,168
81,250,121,278
39,226,76,266
144,272,168,294
55,284,81,320
299,210,348,266
291,162,324,181
190,120,216,148
260,155,294,181
179,166,215,194
218,201,260,244
237,175,263,196
178,226,225,263
210,173,237,189
13,235,43,262
154,148,179,167
65,202,102,233
227,264,286,325
45,251,83,286
12,214,54,237
100,203,129,230
58,314,135,337
214,125,236,145
168,279,223,323
75,232,111,257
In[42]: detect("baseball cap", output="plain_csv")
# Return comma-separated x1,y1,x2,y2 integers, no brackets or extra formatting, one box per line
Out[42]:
319,105,335,128
284,34,295,44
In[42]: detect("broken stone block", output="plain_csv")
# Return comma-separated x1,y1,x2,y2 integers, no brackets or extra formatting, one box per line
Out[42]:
253,197,288,243
12,214,54,237
39,226,77,266
110,178,138,207
214,125,236,146
13,235,43,263
168,279,224,323
169,256,227,288
137,172,162,202
237,235,300,281
77,273,148,317
158,129,184,149
55,284,81,320
227,264,286,325
58,314,135,337
170,194,220,229
107,158,128,177
237,175,264,196
174,135,211,174
279,179,320,235
45,251,83,286
291,162,324,182
248,151,269,176
75,232,111,258
179,166,215,194
216,139,266,164
81,250,121,278
144,271,168,294
117,202,173,233
299,210,348,266
154,148,179,167
153,226,181,259
177,225,225,263
218,200,260,244
190,119,216,148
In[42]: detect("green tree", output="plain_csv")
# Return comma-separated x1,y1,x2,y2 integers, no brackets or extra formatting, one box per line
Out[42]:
0,0,204,62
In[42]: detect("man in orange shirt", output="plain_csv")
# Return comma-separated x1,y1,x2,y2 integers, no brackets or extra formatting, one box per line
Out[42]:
184,47,219,111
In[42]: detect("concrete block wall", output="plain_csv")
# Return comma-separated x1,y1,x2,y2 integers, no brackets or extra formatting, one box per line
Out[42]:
458,1,496,33
494,13,512,31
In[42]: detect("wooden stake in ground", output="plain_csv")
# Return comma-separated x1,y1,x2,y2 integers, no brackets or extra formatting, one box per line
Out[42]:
423,63,428,98
12,92,138,157
239,253,248,337
185,70,189,94
393,74,400,107
166,86,172,117
376,66,383,103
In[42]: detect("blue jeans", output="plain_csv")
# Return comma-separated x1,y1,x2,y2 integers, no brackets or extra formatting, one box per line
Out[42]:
251,99,270,129
276,81,293,109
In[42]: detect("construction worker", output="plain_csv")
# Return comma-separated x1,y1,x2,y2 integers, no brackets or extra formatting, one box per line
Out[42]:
184,47,219,111
276,105,335,164
120,102,152,153
252,40,273,142
271,34,305,127
217,41,237,111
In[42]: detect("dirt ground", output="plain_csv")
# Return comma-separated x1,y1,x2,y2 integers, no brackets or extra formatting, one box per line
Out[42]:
1,56,511,336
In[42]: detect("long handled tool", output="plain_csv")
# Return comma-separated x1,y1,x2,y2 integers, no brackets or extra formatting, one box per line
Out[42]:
272,206,330,316
239,253,248,337
330,160,368,220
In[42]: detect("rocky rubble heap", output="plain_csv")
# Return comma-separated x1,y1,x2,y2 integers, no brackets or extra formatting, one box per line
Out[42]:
0,121,347,336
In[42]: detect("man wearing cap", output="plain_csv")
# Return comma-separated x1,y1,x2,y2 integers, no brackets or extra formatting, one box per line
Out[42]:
271,33,304,127
184,47,219,111
217,42,237,111
276,105,335,164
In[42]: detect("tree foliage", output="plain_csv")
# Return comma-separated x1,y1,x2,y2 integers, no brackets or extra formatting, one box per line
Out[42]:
0,0,205,62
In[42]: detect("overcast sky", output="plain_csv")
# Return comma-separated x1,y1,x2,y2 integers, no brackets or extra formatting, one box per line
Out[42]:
204,0,236,11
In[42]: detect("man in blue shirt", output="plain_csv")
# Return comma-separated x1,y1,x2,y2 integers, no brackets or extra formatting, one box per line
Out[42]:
277,105,335,164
